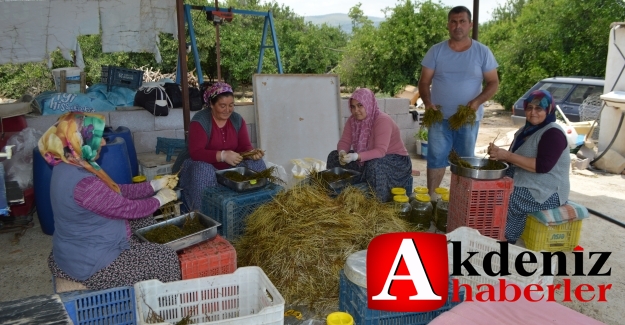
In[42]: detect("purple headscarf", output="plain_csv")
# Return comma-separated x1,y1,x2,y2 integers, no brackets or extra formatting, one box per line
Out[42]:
203,81,233,104
349,88,381,154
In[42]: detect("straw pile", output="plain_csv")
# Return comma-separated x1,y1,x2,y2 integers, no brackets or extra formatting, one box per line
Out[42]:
234,179,419,312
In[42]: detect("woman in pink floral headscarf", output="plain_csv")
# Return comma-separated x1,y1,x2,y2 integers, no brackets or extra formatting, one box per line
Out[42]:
327,88,412,202
172,81,266,210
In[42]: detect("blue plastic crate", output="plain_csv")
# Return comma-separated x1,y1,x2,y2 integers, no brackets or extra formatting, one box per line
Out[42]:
60,286,136,325
338,271,463,325
155,137,186,162
201,183,283,240
101,65,143,92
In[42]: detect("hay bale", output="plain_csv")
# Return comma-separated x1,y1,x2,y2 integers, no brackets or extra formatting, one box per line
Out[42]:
234,182,419,312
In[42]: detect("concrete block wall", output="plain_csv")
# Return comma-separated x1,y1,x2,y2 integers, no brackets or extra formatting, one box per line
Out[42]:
24,104,258,156
340,98,421,155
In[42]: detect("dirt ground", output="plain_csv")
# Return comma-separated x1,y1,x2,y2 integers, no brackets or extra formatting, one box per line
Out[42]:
0,103,623,324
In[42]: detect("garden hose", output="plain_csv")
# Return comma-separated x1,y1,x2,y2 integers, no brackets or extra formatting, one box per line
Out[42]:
586,207,625,229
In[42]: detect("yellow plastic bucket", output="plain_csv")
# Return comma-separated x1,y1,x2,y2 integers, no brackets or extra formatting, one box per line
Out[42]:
327,312,354,325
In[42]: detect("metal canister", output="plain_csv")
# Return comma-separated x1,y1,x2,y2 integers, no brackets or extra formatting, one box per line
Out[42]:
410,194,433,230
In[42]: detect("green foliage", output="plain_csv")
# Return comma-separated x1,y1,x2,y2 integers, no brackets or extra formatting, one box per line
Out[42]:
481,0,625,110
337,0,449,94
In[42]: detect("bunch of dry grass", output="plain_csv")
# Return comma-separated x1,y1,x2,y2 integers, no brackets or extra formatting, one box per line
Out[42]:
234,181,419,312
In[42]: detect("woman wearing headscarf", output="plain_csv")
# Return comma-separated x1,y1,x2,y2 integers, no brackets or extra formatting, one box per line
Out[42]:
172,82,266,210
40,112,181,290
488,90,571,243
326,88,412,202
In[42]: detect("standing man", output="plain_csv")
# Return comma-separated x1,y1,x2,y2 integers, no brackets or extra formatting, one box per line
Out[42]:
418,5,499,198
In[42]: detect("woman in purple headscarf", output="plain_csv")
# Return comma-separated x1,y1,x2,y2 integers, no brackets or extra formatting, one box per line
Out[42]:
327,88,412,202
172,82,266,210
488,90,571,243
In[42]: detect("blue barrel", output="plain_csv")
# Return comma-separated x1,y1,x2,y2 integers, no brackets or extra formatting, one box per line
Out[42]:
103,126,138,177
97,137,132,185
33,148,54,235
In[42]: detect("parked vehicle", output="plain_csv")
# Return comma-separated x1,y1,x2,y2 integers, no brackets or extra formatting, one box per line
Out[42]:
511,77,605,124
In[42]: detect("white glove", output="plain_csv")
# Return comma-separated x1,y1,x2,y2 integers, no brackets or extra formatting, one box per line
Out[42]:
340,153,359,164
153,188,177,206
150,175,179,191
338,150,347,165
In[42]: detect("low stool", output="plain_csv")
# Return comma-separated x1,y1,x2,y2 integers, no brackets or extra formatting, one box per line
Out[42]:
521,201,589,252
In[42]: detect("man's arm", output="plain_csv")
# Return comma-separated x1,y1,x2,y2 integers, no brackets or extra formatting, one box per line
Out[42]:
467,68,499,111
418,67,436,110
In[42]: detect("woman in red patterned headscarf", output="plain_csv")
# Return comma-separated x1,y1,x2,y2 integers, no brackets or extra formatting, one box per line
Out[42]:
327,88,413,202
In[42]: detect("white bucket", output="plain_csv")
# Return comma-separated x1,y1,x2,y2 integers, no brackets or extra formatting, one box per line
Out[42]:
52,67,82,94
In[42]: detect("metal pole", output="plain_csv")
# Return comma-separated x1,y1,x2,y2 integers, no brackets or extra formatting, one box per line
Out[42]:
472,0,479,40
215,0,222,81
176,0,191,140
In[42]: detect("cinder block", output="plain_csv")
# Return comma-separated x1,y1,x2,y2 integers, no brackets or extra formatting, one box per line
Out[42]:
25,115,63,134
109,110,155,132
155,109,185,131
385,98,410,115
340,98,351,118
396,113,420,129
133,129,177,154
376,98,385,111
401,129,417,149
234,104,256,123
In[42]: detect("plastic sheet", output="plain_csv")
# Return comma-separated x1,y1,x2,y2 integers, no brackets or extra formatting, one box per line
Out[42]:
2,127,43,189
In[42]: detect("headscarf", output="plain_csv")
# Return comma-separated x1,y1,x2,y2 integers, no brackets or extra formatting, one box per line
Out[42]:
38,112,121,193
510,89,557,152
203,81,233,104
349,88,381,155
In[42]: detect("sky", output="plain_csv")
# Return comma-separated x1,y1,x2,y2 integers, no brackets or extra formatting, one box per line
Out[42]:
273,0,502,22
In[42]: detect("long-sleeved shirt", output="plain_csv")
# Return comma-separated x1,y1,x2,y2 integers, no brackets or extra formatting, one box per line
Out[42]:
338,113,408,162
188,117,254,170
73,178,159,238
535,128,568,173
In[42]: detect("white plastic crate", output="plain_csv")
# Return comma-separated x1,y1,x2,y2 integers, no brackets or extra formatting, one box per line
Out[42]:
137,152,173,181
447,227,556,297
134,266,284,325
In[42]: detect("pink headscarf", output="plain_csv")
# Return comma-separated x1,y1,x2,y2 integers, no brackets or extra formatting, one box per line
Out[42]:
349,88,381,153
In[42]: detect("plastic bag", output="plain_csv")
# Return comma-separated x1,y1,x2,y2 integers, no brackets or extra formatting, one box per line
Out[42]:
290,158,326,178
265,161,288,184
2,127,43,189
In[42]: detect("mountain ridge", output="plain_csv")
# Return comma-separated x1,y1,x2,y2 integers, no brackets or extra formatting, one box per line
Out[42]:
304,13,384,34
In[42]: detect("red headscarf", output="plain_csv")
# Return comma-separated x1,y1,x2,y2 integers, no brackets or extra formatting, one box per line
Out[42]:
349,88,381,153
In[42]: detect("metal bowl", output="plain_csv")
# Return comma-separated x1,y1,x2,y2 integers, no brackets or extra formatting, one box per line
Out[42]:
449,157,509,180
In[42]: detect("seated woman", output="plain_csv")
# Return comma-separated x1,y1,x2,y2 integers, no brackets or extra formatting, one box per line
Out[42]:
488,90,570,243
326,88,412,202
41,112,181,290
172,82,266,210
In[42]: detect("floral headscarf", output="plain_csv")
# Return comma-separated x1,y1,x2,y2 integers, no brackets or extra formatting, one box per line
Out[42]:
349,88,381,157
203,81,233,104
510,89,557,152
38,112,121,193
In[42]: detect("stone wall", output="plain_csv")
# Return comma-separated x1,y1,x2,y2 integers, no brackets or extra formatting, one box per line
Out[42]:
24,98,420,158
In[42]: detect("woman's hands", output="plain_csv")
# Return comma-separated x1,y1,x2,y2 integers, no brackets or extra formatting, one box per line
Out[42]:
150,175,179,191
341,153,359,165
488,143,509,161
153,188,177,206
222,150,243,166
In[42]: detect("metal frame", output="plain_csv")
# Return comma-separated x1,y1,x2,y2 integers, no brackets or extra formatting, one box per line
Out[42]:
177,5,284,84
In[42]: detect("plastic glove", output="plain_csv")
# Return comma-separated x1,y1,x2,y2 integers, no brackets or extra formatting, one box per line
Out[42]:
340,153,359,164
153,188,177,206
222,150,243,166
338,150,347,165
150,175,179,191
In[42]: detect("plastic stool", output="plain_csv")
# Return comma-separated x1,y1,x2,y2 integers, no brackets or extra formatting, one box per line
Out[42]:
155,137,186,162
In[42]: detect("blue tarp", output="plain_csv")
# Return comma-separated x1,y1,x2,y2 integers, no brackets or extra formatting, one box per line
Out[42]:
34,83,137,115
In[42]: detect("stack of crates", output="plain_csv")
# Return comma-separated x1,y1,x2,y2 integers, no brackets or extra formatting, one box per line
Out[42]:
177,235,237,280
201,183,283,240
60,286,136,325
137,152,173,181
339,271,463,325
100,65,143,92
448,174,514,240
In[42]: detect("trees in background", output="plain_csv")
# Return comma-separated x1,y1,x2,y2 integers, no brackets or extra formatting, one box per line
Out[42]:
1,0,624,106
